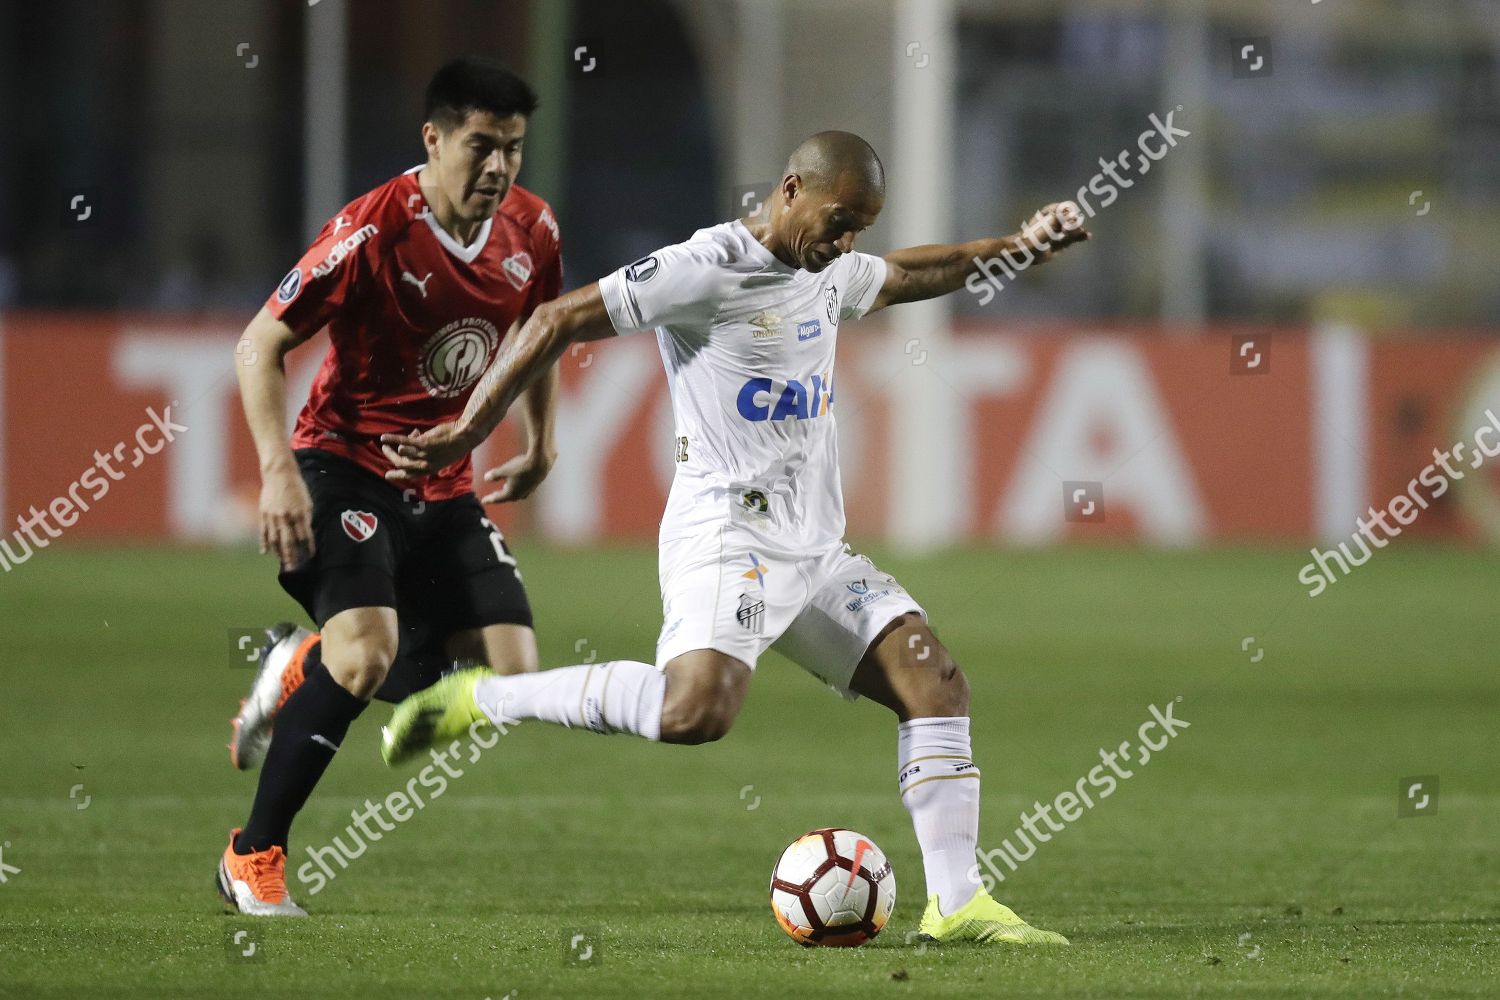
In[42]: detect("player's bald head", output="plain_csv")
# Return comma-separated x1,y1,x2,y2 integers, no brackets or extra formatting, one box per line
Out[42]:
785,131,886,201
756,131,885,273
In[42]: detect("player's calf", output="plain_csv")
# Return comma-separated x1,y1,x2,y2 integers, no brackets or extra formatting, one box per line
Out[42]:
383,656,673,765
851,614,970,722
449,622,541,675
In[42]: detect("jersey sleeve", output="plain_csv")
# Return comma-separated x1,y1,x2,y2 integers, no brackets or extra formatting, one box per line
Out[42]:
835,250,888,321
524,206,564,317
264,190,391,336
597,241,724,336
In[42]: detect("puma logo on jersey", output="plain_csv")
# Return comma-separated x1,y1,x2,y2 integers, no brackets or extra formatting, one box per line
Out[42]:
401,270,433,298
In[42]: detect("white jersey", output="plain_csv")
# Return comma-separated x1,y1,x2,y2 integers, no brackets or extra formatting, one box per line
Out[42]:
598,221,887,556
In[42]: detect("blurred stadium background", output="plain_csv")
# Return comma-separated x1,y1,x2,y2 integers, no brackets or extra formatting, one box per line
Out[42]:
2,2,1498,997
4,0,1499,552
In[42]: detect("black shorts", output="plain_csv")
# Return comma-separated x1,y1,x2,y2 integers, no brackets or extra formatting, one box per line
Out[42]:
278,448,532,702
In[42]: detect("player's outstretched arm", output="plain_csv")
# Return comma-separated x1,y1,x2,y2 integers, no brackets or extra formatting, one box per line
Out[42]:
869,201,1090,314
382,283,616,479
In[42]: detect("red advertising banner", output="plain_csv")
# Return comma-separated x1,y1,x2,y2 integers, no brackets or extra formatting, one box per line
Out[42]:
1,313,1497,549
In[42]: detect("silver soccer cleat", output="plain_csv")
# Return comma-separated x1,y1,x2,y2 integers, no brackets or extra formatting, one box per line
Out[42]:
228,622,314,771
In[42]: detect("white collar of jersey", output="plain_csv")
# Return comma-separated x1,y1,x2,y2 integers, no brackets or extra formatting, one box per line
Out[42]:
404,165,493,263
423,211,492,263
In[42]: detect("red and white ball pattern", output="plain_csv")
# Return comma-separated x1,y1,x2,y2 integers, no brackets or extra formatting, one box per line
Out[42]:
769,828,895,947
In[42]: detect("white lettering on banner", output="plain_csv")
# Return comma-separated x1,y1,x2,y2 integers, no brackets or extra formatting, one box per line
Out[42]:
114,333,241,540
868,342,1029,543
999,341,1207,544
539,342,660,540
1312,324,1370,543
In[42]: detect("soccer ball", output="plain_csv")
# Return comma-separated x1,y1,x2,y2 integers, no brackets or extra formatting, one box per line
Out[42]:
769,828,896,947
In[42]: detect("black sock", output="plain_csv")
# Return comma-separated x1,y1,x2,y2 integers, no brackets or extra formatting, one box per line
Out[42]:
235,653,367,854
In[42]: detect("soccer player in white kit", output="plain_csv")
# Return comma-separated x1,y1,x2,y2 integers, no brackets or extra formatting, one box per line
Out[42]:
379,132,1089,944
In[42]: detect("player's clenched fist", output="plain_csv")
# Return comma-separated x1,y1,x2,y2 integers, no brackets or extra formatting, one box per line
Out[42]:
1016,201,1090,261
258,466,316,568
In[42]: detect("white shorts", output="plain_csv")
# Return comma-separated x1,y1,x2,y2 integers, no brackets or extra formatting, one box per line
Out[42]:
655,525,926,697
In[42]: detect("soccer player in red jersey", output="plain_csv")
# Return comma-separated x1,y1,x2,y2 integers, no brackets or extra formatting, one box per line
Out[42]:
216,57,562,916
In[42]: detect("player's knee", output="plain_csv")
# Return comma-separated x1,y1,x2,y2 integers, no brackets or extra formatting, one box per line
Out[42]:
322,633,397,700
659,656,748,745
660,699,737,745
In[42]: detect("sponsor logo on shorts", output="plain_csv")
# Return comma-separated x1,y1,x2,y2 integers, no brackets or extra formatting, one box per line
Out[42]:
340,510,378,542
276,267,302,304
845,581,894,614
736,593,765,634
741,553,769,587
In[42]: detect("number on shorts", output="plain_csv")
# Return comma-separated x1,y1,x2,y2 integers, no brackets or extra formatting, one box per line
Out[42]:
480,517,520,576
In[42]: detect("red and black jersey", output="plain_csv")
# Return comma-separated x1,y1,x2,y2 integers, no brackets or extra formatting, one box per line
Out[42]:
266,168,563,500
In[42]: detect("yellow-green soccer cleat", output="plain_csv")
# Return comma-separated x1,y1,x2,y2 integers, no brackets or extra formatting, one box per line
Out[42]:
917,889,1070,945
380,666,491,766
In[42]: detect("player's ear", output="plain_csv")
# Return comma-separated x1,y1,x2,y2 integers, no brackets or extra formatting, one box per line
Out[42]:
782,174,800,205
421,122,442,160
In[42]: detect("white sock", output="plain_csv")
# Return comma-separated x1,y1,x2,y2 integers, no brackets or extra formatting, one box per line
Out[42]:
473,660,666,740
897,716,982,916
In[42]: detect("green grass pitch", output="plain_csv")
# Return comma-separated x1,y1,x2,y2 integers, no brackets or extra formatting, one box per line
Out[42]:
1,543,1496,998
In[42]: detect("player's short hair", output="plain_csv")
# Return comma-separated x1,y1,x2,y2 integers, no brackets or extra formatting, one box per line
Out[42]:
425,57,539,131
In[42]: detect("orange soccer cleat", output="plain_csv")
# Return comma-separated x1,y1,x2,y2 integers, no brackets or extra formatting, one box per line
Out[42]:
216,828,307,917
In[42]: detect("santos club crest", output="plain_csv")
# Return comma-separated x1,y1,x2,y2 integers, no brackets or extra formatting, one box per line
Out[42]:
341,510,378,542
418,317,501,398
